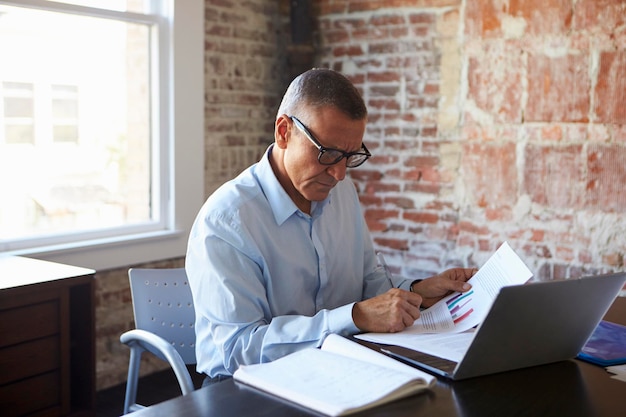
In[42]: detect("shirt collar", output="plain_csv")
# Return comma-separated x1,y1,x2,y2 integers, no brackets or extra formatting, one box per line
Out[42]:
255,145,332,225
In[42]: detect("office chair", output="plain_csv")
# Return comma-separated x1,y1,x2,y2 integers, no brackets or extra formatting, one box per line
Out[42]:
120,268,197,414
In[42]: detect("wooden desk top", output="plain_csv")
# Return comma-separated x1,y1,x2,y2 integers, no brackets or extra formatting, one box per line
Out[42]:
132,296,626,417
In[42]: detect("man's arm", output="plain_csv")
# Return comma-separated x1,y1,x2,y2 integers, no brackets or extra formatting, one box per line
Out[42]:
187,224,360,376
354,267,477,332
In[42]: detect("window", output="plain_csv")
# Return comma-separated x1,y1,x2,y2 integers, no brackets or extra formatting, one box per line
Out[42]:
0,0,203,270
51,84,79,143
2,82,35,144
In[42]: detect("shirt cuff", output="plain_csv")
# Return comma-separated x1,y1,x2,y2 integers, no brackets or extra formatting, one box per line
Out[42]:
328,303,360,336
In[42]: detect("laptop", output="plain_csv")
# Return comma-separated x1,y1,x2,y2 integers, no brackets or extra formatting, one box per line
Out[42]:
376,272,626,380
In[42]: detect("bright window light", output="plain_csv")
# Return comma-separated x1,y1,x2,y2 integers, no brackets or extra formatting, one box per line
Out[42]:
0,0,204,270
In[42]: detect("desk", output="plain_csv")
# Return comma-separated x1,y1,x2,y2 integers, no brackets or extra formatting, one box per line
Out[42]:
132,297,626,417
0,256,96,417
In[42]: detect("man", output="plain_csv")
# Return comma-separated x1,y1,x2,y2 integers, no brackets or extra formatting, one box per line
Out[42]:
186,68,475,385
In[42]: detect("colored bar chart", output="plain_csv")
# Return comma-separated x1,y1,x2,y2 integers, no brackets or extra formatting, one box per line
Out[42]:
446,290,475,324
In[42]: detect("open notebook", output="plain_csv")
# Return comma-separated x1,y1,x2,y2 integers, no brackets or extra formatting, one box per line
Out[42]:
366,272,626,380
233,334,435,416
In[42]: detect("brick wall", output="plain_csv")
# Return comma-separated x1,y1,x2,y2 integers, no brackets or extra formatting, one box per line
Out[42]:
316,0,626,281
203,0,292,196
95,0,626,391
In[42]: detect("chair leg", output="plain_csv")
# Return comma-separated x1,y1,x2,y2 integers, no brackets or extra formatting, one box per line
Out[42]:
123,345,143,414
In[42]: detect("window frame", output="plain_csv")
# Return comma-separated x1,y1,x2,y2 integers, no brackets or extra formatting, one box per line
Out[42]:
1,0,204,271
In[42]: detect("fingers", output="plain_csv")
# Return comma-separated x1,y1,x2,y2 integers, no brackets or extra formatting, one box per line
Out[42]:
447,267,477,281
352,289,422,333
391,289,422,326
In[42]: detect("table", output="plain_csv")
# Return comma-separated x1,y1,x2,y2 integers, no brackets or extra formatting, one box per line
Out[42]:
0,256,96,417
132,297,626,417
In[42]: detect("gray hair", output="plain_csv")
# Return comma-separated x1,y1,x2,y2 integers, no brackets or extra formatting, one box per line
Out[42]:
276,68,367,120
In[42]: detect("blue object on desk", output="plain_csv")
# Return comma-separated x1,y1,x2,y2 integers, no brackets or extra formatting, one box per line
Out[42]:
577,320,626,367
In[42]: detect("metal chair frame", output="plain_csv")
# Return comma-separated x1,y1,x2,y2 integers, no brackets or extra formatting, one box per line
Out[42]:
120,268,196,414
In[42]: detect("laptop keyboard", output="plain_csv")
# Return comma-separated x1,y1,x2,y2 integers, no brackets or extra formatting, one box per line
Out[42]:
382,345,458,375
408,351,458,374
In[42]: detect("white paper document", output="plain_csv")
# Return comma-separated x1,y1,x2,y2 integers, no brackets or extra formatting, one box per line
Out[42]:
356,242,533,359
607,364,626,382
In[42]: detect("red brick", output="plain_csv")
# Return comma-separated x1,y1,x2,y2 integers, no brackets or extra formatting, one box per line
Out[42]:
467,43,524,123
324,30,351,44
523,144,584,208
316,2,348,15
556,246,575,262
346,0,459,13
458,221,490,235
526,53,590,122
409,13,436,25
573,0,626,31
615,125,626,143
509,0,572,35
370,14,406,26
585,144,626,212
367,71,402,83
382,126,401,136
464,0,503,38
373,237,409,251
404,155,439,168
403,211,439,224
358,194,382,206
485,207,512,221
593,51,626,124
523,244,553,259
384,197,415,209
364,208,399,220
461,142,518,206
421,141,440,154
531,229,545,242
364,182,401,193
402,167,432,183
382,168,403,179
370,85,400,97
423,201,454,211
367,98,401,111
578,250,593,264
349,169,383,181
405,181,441,194
387,222,406,233
380,139,415,150
366,218,388,232
333,45,365,57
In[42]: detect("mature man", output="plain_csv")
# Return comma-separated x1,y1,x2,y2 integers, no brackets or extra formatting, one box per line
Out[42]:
186,68,475,385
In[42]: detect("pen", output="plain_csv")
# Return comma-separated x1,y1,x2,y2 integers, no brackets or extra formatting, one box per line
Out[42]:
376,252,395,289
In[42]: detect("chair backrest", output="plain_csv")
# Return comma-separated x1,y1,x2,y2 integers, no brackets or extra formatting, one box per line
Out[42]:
128,268,196,364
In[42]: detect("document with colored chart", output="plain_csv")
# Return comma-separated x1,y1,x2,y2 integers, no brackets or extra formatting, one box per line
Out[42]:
357,242,532,354
413,241,532,333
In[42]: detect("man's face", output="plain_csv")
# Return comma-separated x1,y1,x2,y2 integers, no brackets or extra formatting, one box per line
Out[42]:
275,106,367,211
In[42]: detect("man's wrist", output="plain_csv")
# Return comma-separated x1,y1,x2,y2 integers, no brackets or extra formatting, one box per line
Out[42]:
409,279,422,293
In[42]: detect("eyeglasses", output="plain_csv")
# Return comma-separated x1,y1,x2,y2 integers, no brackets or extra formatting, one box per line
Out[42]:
289,116,371,168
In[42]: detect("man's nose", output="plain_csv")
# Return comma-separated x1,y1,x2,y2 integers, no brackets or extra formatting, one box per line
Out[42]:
326,161,347,181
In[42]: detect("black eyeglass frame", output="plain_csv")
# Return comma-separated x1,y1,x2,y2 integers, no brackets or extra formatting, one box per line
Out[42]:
289,116,371,168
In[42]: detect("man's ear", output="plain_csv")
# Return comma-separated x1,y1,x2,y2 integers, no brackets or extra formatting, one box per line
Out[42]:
275,114,291,149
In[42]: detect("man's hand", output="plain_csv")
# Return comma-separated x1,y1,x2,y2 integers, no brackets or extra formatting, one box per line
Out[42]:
412,267,477,308
352,289,423,333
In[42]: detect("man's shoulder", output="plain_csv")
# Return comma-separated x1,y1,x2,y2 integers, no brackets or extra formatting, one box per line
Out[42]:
205,168,262,210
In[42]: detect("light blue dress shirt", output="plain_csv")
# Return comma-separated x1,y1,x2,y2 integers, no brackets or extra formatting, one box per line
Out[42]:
186,145,412,378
